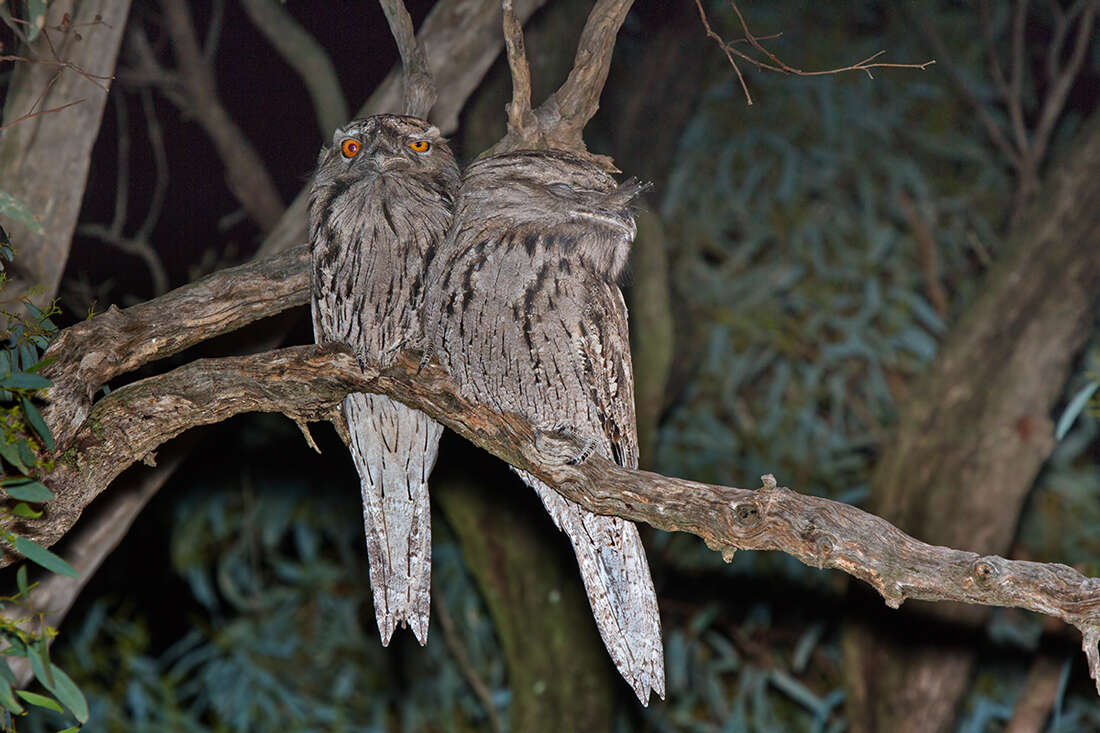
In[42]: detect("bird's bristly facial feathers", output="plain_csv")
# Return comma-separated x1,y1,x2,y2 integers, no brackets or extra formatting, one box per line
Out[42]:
314,114,458,186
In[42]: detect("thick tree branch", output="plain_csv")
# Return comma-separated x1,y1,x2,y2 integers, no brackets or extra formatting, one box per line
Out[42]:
39,245,311,447
18,345,1100,693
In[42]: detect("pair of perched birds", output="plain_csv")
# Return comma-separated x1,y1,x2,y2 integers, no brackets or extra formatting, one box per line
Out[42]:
309,114,663,703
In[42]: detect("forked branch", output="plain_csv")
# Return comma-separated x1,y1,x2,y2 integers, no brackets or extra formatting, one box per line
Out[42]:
487,0,636,165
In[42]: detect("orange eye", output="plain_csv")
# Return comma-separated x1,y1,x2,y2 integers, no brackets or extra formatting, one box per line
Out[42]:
340,139,361,158
408,140,431,153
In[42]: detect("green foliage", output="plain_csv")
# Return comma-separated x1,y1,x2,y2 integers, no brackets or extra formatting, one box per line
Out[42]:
0,248,85,730
27,456,508,732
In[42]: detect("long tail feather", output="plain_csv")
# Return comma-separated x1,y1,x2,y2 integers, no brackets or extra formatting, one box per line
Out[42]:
344,393,443,646
519,470,665,704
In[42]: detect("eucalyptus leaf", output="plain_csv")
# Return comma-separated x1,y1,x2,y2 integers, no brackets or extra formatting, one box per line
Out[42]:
17,438,36,469
16,689,63,714
47,663,89,723
21,397,54,452
0,190,44,236
0,440,29,474
0,676,23,715
16,565,27,596
27,638,52,688
12,536,78,578
0,372,51,390
5,479,53,502
0,659,15,684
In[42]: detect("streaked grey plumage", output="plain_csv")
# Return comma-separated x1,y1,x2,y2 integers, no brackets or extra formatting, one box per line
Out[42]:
310,114,459,646
425,149,665,703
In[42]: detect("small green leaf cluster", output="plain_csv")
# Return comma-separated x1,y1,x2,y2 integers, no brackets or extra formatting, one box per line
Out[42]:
0,242,85,731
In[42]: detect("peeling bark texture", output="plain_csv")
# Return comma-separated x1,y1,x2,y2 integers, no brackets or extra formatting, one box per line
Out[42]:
435,477,616,730
0,0,133,312
844,109,1100,732
22,318,1100,690
255,0,548,259
39,245,311,448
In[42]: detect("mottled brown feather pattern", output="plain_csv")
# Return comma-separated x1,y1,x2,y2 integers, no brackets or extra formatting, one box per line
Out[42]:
425,149,665,703
310,114,459,646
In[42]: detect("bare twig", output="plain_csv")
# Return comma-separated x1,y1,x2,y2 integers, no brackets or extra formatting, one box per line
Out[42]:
1009,0,1030,155
911,9,1022,169
240,0,348,136
377,0,436,118
693,0,752,103
914,1,1097,216
694,1,934,106
1029,0,1097,178
0,95,85,131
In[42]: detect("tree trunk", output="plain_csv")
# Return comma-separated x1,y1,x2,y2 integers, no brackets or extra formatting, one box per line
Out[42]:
843,109,1100,732
0,0,132,312
435,475,617,731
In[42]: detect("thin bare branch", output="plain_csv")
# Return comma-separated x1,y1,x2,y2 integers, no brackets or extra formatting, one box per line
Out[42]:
980,0,1026,159
0,95,85,131
137,87,169,240
693,0,752,104
76,90,170,295
377,0,436,118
